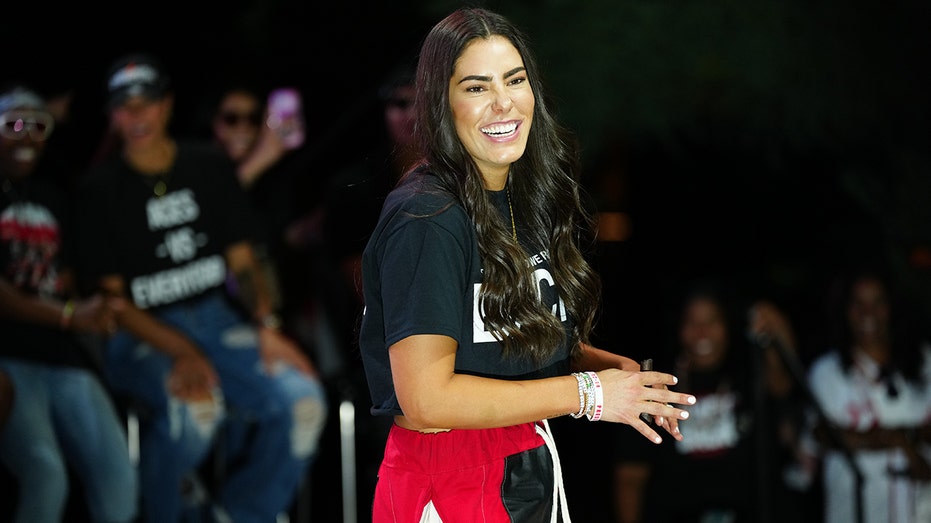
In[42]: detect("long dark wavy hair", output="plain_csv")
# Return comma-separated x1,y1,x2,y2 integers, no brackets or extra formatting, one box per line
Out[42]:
827,264,926,387
410,7,601,363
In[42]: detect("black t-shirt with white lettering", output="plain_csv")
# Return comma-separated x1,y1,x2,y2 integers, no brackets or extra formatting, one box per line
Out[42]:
75,142,255,309
358,168,574,416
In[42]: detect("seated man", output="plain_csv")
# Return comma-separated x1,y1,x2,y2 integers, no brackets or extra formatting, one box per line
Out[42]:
74,54,327,523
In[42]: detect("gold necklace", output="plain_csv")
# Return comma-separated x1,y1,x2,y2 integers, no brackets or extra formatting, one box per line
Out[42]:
129,141,176,197
140,172,171,197
506,188,517,240
152,175,169,197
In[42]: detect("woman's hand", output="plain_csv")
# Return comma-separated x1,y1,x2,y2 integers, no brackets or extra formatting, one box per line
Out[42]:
598,368,695,444
747,300,796,396
638,359,685,441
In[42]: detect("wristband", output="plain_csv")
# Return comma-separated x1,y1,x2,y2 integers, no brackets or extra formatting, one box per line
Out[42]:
585,371,604,422
259,313,282,331
584,373,596,417
60,300,76,329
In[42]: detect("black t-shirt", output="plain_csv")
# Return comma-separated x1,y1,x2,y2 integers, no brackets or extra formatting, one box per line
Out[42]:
75,142,254,309
637,368,791,523
358,168,574,416
0,174,94,368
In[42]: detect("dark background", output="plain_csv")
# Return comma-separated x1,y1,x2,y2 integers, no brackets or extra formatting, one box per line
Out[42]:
6,0,926,326
4,1,930,521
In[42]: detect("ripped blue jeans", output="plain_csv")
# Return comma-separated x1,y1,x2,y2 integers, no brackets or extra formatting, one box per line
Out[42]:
105,290,327,523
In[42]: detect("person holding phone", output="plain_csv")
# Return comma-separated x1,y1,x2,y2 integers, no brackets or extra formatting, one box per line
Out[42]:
208,81,327,345
213,84,305,190
358,8,696,521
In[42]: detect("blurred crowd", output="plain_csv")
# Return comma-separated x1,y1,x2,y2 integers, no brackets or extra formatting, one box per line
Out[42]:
2,45,930,523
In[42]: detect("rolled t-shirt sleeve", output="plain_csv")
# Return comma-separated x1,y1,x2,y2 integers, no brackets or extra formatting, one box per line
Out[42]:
379,213,471,349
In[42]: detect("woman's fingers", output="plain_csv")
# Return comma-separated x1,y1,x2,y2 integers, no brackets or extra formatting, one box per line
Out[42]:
642,400,690,422
623,369,694,441
633,409,684,443
632,419,664,444
639,370,679,388
599,368,696,433
639,371,695,405
654,414,684,441
635,371,694,437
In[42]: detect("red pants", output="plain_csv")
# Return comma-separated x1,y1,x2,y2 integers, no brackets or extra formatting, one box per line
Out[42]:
371,421,565,522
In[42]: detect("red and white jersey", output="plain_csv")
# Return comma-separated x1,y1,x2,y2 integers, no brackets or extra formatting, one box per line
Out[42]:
807,344,931,523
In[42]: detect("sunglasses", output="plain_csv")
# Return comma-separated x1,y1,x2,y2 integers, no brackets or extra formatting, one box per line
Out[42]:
218,111,262,127
0,110,54,141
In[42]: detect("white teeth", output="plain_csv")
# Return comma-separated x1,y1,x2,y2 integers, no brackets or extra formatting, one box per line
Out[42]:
481,122,517,136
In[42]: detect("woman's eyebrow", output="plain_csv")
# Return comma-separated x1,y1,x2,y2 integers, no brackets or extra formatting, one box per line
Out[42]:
503,66,526,79
457,66,527,85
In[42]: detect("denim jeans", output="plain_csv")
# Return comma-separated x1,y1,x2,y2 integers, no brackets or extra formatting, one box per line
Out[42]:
105,289,327,523
0,358,138,523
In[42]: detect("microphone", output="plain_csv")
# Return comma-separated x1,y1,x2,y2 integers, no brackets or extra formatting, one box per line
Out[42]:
746,324,812,401
745,303,779,350
747,311,866,523
746,329,773,349
747,328,798,374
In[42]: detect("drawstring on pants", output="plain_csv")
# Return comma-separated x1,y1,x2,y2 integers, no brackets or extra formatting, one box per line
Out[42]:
536,419,572,523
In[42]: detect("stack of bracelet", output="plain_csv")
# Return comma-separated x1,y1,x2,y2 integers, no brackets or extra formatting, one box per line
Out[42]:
570,371,604,421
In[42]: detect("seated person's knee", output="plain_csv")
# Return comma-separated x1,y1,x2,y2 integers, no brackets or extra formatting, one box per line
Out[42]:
291,396,326,457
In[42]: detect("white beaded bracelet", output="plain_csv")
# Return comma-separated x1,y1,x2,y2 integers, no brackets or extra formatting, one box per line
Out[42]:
570,372,587,418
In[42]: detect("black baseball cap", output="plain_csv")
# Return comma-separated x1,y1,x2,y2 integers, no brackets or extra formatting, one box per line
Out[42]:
105,53,170,109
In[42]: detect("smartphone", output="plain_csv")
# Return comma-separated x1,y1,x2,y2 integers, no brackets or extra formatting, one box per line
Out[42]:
266,87,305,150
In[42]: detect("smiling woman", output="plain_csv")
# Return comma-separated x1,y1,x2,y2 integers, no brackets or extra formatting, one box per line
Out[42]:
448,36,534,187
357,7,696,523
